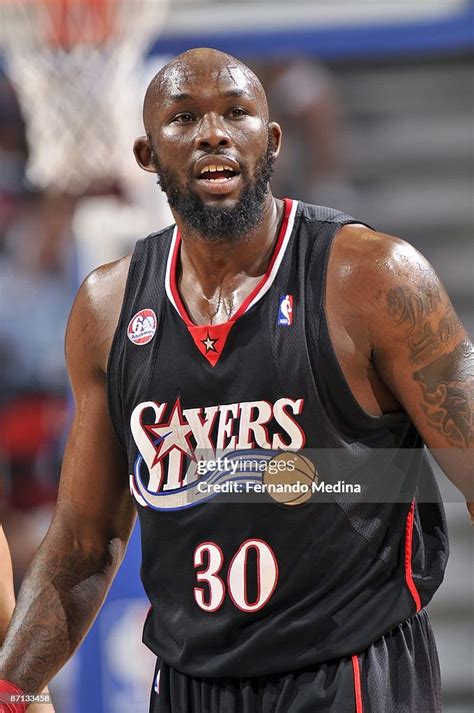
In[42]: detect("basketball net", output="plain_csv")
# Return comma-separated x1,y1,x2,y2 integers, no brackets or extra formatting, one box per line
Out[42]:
0,0,169,194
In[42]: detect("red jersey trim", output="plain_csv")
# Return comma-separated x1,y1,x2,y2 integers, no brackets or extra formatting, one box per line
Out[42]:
351,655,363,713
404,500,422,612
165,198,297,325
164,198,297,365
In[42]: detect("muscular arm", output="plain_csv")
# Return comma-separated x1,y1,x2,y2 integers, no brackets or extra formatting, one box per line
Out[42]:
0,260,135,693
374,244,473,506
327,226,473,511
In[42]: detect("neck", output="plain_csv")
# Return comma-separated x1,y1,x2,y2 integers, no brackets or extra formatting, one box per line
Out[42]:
175,194,283,298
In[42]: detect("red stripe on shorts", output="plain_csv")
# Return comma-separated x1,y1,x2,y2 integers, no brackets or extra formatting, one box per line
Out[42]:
404,500,422,612
351,655,363,713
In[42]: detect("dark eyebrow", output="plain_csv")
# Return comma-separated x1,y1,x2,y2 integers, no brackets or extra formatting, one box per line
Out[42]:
167,92,192,104
221,89,253,99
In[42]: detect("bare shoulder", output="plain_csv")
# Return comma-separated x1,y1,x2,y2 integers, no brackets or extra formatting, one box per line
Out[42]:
66,254,132,376
324,222,470,414
327,223,448,326
328,223,436,295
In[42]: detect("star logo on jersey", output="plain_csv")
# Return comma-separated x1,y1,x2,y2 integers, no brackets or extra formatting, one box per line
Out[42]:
201,332,219,354
146,398,195,466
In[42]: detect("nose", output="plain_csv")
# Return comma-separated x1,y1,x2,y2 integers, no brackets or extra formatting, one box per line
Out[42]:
195,112,231,150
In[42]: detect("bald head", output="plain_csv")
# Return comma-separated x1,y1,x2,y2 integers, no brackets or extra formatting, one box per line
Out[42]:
143,47,269,132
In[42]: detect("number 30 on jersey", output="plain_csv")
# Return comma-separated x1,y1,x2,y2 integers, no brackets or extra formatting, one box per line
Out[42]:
194,539,279,613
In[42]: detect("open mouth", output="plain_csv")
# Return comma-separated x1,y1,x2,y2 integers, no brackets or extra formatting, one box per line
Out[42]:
198,164,239,181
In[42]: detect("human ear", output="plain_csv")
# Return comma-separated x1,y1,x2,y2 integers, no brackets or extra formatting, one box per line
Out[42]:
133,136,157,173
268,122,282,158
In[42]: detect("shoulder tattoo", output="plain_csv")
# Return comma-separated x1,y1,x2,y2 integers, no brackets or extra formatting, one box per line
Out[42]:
386,283,460,365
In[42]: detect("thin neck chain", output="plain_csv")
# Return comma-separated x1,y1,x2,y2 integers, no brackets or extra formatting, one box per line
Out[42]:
208,289,234,324
208,291,221,323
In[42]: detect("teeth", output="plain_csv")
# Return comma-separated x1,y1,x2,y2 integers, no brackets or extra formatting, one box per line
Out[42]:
200,164,235,176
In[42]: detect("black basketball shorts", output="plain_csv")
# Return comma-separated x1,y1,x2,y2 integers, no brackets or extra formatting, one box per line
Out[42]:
149,609,441,713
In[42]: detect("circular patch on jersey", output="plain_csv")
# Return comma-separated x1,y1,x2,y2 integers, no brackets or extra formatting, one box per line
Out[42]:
127,309,157,345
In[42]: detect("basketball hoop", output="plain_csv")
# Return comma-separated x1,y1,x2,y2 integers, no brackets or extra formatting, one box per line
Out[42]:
0,0,170,194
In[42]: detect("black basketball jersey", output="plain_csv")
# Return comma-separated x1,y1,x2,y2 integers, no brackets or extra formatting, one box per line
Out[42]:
107,199,448,678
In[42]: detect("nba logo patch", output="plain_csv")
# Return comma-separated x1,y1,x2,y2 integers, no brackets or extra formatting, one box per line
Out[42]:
127,308,157,345
277,295,294,326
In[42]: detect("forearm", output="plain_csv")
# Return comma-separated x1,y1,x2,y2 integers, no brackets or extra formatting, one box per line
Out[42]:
0,527,15,643
0,597,15,646
429,447,474,516
0,522,122,693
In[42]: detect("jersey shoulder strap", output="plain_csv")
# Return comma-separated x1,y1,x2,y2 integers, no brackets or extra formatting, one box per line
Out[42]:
296,200,361,226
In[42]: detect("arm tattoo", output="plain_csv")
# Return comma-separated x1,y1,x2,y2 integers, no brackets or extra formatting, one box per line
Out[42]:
0,542,116,692
387,281,440,326
413,340,474,447
386,283,460,364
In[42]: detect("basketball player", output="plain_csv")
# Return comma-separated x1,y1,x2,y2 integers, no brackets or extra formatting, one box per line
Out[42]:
0,526,54,712
0,48,472,712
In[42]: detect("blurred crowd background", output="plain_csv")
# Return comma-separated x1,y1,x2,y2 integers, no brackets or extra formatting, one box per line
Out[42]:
0,1,472,711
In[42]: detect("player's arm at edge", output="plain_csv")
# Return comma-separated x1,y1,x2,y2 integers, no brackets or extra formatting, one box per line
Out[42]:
0,526,56,711
0,260,136,694
0,526,15,642
334,226,473,516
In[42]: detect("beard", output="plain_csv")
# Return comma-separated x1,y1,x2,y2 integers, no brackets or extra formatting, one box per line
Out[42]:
150,137,276,243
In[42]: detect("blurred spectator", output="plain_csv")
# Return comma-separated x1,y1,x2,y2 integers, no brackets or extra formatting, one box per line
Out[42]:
0,191,76,397
0,73,28,256
257,58,358,212
0,189,74,580
0,73,27,196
